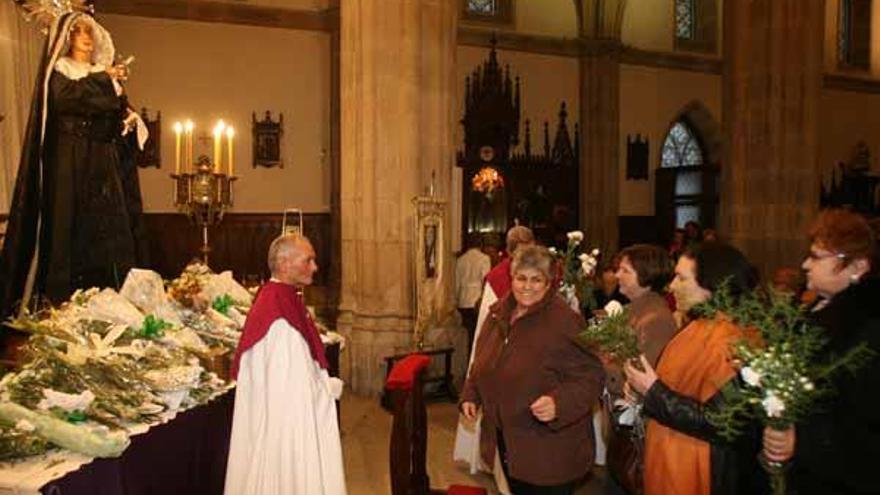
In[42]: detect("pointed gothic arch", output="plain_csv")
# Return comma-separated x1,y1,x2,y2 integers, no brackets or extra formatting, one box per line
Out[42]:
655,101,721,242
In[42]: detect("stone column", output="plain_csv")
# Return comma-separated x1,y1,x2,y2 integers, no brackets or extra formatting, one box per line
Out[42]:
575,0,626,257
721,0,824,276
338,0,457,396
579,42,621,257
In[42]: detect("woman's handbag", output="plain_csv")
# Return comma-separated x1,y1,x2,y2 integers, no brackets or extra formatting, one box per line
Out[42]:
605,396,645,495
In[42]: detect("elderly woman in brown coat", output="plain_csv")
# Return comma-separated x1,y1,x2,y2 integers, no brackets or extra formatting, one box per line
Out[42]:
460,245,605,495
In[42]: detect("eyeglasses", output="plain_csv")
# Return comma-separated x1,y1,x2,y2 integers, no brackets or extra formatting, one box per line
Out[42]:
804,250,846,262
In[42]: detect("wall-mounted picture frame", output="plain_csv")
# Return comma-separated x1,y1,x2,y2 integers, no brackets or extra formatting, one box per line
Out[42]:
136,108,161,169
626,133,649,180
252,111,284,169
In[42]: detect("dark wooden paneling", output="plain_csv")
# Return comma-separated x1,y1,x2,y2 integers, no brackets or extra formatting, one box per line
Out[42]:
142,212,332,287
619,215,662,249
824,74,880,94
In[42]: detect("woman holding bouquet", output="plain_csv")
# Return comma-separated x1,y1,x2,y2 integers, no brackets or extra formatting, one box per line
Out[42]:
460,245,604,494
602,244,677,494
763,209,880,494
623,242,765,495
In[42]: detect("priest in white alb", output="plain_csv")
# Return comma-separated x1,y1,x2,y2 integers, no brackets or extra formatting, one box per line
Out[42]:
225,233,346,495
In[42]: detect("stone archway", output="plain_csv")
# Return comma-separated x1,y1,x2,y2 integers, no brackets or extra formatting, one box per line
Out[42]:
671,100,722,167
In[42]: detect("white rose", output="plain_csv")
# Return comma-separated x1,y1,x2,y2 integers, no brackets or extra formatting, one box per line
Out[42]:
566,231,584,243
578,253,591,262
581,261,595,276
740,366,762,387
548,247,558,255
604,300,624,317
14,419,35,432
591,248,600,256
762,393,786,418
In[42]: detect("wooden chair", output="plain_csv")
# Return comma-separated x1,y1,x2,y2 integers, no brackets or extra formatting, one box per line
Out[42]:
385,354,487,495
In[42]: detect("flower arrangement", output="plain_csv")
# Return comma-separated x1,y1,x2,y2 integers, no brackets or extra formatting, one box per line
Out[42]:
579,301,640,368
0,265,250,461
550,230,600,314
694,285,875,495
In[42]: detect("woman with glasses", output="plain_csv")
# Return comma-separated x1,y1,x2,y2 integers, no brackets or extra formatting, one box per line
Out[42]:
460,245,604,494
763,209,880,494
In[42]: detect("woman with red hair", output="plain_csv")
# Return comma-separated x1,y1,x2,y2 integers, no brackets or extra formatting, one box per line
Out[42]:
763,209,880,494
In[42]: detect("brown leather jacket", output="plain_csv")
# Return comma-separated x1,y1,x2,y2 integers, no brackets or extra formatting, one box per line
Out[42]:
460,291,605,485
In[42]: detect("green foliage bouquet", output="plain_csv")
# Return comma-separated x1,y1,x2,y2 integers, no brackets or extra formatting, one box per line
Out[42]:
695,286,874,495
579,303,640,368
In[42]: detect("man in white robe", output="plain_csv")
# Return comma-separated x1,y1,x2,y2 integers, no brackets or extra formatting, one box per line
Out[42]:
225,234,346,495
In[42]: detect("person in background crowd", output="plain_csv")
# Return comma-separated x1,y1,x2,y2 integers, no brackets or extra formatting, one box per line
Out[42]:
455,234,491,354
461,245,604,495
602,244,678,494
684,221,702,249
624,243,766,495
593,255,628,311
763,209,880,494
667,228,686,261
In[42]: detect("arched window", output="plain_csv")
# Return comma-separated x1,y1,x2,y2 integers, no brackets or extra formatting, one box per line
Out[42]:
674,0,718,53
467,0,496,15
461,0,512,26
838,0,872,69
675,0,696,40
656,120,716,230
661,122,703,168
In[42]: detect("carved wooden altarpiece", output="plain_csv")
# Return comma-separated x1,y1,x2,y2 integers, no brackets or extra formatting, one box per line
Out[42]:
457,40,580,249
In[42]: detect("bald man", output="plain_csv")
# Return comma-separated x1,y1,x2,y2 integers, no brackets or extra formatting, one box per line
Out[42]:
225,234,346,495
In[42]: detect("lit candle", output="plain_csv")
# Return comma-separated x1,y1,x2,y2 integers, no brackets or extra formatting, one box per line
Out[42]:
184,120,194,172
173,121,182,175
226,126,235,176
213,120,226,174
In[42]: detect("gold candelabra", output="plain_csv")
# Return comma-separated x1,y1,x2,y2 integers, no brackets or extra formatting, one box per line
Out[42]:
170,119,237,265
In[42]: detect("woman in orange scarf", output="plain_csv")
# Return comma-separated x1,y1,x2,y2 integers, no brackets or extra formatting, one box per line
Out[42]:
624,243,766,495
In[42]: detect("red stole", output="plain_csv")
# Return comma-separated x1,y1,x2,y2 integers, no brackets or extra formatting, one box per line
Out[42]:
231,281,328,379
485,258,512,298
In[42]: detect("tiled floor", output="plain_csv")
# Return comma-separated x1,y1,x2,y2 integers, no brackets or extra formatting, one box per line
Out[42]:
340,393,626,495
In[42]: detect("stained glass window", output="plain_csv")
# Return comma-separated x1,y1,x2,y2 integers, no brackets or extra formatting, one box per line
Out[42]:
467,0,496,15
661,122,703,168
661,120,708,228
838,0,871,69
675,0,695,40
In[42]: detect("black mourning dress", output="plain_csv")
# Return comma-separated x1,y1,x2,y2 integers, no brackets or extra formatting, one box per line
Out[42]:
0,12,142,318
38,68,137,301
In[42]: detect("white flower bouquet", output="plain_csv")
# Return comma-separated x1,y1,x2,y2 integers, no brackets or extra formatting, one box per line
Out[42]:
550,230,600,313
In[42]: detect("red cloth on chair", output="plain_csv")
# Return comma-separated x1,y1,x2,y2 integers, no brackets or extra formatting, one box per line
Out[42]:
385,354,431,391
447,485,488,495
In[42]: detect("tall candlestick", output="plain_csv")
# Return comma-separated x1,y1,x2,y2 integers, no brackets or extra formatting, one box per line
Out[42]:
184,120,194,172
173,121,182,175
226,126,235,176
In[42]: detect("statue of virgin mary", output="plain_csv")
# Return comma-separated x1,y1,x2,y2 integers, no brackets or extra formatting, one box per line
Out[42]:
0,11,148,317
